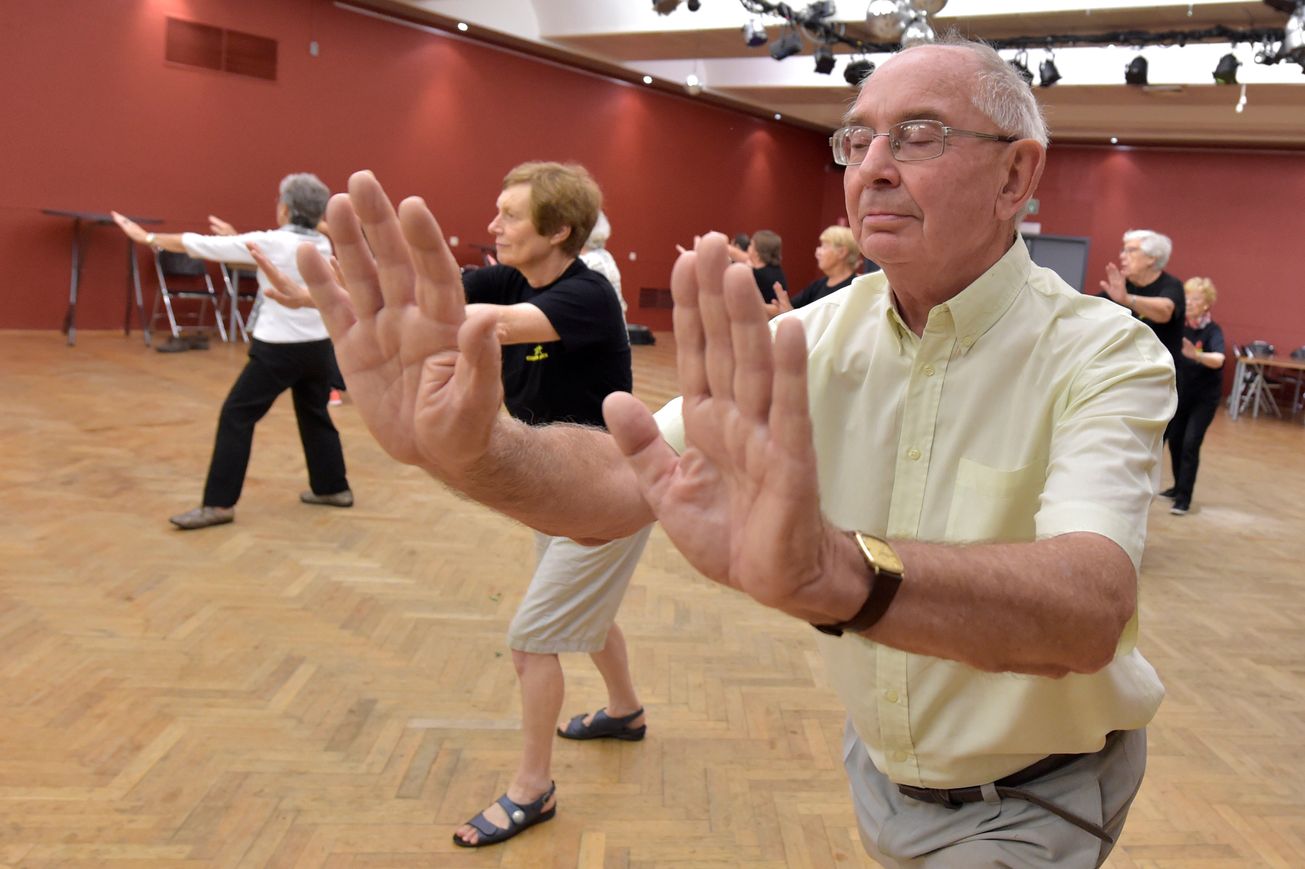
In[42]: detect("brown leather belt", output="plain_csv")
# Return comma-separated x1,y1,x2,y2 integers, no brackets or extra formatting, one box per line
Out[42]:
897,747,1113,844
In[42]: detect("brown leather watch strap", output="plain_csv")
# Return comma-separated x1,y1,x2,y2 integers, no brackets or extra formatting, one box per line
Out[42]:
811,533,903,637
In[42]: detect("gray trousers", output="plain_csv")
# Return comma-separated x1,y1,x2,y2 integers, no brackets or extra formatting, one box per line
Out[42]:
843,723,1147,868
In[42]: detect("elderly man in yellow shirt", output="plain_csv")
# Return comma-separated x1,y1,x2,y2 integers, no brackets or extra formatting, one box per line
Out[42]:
293,35,1173,869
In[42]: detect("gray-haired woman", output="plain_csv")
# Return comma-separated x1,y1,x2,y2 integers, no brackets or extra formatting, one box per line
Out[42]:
112,173,352,529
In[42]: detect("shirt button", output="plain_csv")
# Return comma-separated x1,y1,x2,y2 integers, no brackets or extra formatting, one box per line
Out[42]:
922,364,935,377
907,448,921,461
891,750,908,763
884,689,899,703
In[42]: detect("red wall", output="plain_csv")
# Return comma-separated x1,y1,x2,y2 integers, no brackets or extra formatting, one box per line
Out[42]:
1034,144,1305,356
6,2,1300,350
1,0,837,333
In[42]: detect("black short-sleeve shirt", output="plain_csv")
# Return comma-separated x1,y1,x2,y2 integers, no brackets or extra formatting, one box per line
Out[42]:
463,260,631,428
790,273,855,308
1177,319,1225,400
1128,271,1186,362
752,264,788,303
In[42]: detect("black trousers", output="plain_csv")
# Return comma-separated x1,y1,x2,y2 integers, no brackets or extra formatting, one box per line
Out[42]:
202,338,349,508
1167,389,1220,504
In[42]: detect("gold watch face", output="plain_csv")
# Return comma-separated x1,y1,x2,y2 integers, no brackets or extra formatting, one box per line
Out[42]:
861,535,904,575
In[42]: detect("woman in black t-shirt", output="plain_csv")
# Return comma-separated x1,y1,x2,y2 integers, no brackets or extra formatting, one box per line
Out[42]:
1162,277,1225,515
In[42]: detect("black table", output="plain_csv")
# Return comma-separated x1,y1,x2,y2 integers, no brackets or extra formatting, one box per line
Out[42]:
43,209,162,346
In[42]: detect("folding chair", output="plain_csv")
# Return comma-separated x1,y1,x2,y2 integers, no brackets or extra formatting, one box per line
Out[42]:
148,250,228,344
1236,342,1282,418
219,263,261,343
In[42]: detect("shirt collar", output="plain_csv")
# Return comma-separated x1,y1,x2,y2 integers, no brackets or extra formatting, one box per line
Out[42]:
882,235,1032,351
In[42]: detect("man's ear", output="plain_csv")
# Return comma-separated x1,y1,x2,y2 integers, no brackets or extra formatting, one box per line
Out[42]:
995,139,1046,222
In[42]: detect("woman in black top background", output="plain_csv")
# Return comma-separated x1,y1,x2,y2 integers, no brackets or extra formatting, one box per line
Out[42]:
1162,276,1225,516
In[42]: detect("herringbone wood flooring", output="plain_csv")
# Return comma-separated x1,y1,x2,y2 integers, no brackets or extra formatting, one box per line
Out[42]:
2,330,1304,868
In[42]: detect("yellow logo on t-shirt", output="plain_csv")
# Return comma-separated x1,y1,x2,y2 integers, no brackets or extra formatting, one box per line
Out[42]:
525,344,549,362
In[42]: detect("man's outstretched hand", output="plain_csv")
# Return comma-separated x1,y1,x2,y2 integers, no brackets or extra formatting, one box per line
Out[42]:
603,234,840,621
298,171,505,477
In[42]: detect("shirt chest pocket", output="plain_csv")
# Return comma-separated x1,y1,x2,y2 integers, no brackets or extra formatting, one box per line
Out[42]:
944,458,1043,543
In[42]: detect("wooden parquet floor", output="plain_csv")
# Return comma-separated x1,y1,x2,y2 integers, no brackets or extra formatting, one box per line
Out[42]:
2,330,1304,868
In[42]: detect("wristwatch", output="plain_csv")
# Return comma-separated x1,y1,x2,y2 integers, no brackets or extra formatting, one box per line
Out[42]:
812,532,905,637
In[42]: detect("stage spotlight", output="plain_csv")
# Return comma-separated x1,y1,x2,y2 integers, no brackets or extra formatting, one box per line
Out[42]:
652,0,681,14
687,0,701,10
769,28,802,61
1213,52,1240,84
1039,54,1061,87
814,42,836,74
844,58,875,86
1008,53,1033,86
1125,55,1148,85
806,1,836,18
743,18,767,47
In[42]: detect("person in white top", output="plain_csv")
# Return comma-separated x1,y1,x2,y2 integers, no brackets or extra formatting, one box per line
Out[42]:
578,210,627,322
112,173,352,530
288,36,1172,868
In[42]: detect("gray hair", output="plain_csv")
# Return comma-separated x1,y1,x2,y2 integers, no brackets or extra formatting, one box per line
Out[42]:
1123,229,1173,270
584,211,611,252
891,35,1048,146
279,173,330,229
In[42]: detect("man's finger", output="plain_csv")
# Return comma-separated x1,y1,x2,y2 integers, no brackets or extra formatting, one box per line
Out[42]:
398,196,465,323
604,391,680,515
693,233,736,402
671,249,707,400
724,264,773,424
770,318,815,464
346,171,417,311
326,189,383,317
298,241,357,339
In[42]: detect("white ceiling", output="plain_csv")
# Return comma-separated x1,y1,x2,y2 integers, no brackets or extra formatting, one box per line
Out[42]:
349,0,1305,148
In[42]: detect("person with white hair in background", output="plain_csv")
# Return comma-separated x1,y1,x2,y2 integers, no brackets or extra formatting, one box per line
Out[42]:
579,210,627,323
112,173,352,530
1099,228,1185,366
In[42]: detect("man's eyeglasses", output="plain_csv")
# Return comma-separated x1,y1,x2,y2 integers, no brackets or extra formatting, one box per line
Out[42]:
830,119,1019,165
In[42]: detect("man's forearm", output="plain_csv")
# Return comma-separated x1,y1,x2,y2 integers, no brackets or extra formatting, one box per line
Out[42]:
452,416,655,541
803,530,1136,677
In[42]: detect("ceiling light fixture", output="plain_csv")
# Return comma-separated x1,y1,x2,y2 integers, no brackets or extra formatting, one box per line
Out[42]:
456,22,468,32
1009,51,1033,86
769,27,802,61
1125,55,1149,85
1039,53,1061,87
844,58,875,86
813,42,836,74
865,0,907,43
900,10,937,45
742,18,767,47
686,0,701,10
1110,136,1119,144
642,75,654,84
652,0,681,15
684,72,703,95
1213,52,1240,84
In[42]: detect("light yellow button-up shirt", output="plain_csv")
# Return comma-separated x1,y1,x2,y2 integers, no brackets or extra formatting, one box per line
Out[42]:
657,238,1175,789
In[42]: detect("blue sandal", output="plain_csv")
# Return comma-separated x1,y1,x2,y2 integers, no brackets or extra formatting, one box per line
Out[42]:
452,781,556,848
557,707,646,741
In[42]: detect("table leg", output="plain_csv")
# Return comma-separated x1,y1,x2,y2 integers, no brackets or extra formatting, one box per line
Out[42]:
1228,359,1243,420
127,242,150,346
61,218,86,346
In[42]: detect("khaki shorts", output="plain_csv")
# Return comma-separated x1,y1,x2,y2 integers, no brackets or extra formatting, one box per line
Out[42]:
506,525,652,654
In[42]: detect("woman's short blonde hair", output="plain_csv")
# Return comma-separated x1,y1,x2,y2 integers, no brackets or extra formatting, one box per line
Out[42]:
819,225,860,268
1184,276,1217,307
502,161,602,258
